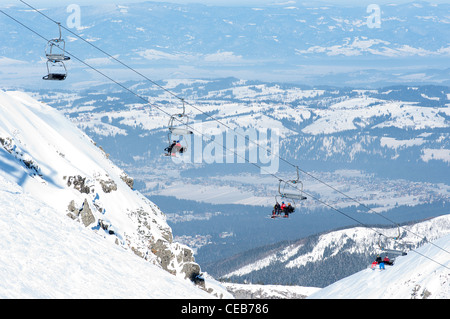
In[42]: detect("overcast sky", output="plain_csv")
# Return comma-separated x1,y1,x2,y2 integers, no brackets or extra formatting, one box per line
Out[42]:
13,0,450,7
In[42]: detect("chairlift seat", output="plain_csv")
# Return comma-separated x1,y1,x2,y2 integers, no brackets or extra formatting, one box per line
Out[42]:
383,249,407,256
43,73,67,81
46,53,70,62
43,59,67,81
281,193,307,200
170,127,193,135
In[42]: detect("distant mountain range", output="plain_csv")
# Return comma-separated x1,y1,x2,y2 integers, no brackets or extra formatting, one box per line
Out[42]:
0,1,449,86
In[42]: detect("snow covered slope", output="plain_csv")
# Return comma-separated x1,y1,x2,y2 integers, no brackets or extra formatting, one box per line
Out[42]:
0,174,211,298
0,89,231,298
308,234,450,299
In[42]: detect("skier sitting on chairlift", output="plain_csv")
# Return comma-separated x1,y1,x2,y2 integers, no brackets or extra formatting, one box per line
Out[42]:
272,202,281,217
383,255,393,265
165,140,177,155
282,203,295,217
286,203,295,214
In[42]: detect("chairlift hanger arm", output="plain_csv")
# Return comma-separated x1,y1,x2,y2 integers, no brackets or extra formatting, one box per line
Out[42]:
57,22,62,40
181,98,186,115
294,166,300,183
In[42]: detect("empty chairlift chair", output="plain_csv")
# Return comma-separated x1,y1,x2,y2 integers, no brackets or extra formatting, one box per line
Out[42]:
43,23,70,81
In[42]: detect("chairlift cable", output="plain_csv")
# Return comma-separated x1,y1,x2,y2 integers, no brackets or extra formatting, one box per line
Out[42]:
9,2,450,257
0,6,280,179
18,0,428,230
3,5,450,268
20,0,448,254
7,3,447,239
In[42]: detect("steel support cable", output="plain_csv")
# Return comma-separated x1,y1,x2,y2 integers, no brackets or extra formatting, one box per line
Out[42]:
3,6,449,269
21,0,450,255
18,0,445,245
9,2,450,257
0,7,283,185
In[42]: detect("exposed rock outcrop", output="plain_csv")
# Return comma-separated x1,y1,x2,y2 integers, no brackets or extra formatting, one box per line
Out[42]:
98,177,117,193
120,173,134,190
65,175,91,194
80,199,95,227
66,199,95,227
65,192,204,288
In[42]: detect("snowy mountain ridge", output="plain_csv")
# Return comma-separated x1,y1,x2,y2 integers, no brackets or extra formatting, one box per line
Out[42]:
222,232,450,299
308,233,450,299
219,214,450,289
0,89,231,298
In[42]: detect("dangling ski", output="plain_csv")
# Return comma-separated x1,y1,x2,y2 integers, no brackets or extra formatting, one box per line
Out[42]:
268,214,289,219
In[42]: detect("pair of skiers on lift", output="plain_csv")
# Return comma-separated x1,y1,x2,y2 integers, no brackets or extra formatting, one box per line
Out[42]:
165,140,185,156
272,201,294,218
371,255,393,269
